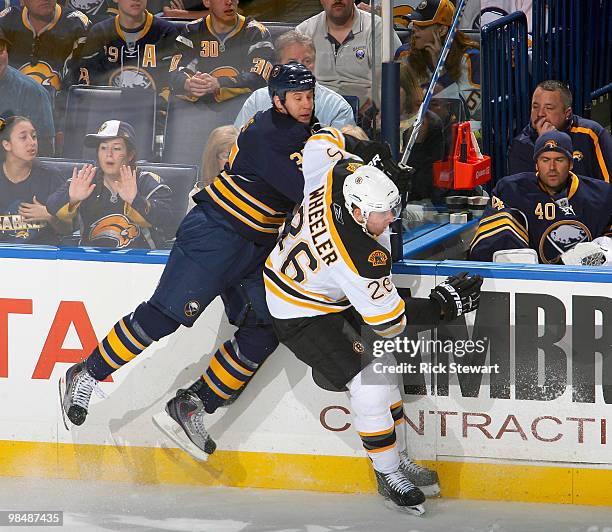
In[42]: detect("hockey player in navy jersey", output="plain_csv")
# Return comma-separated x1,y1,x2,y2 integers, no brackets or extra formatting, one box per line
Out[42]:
471,130,612,264
59,62,317,456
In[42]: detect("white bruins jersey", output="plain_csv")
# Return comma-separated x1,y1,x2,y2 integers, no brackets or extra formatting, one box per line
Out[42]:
264,128,407,338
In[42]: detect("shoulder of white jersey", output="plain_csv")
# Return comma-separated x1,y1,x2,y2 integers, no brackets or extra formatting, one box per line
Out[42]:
307,126,346,150
323,160,393,279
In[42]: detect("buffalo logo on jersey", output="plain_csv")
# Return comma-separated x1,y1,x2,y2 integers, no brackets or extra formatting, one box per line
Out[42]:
354,47,366,60
89,214,140,248
184,300,200,317
109,67,155,90
67,0,104,17
573,150,584,162
19,62,61,91
539,220,592,263
368,250,388,267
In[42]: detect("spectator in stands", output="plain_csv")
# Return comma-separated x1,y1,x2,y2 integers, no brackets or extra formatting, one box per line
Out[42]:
508,80,612,183
0,116,68,244
168,0,274,104
234,31,355,129
396,0,481,121
188,124,239,211
0,0,90,151
46,120,174,249
0,31,55,155
470,131,612,264
296,0,402,113
75,0,179,103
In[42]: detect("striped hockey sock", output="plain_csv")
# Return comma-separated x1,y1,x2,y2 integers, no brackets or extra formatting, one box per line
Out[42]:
195,339,258,413
86,314,152,380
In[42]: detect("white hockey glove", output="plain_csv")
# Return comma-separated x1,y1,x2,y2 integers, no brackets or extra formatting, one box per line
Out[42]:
429,272,483,321
560,237,612,266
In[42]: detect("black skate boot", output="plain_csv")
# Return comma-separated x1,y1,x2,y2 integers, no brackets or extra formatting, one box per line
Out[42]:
375,469,426,516
152,389,217,461
399,451,440,497
59,362,100,429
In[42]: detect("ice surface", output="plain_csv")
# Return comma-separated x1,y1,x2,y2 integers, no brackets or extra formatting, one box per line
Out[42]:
0,477,611,532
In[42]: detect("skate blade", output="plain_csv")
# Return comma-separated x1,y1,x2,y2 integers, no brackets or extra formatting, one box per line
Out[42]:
152,410,211,462
420,483,440,497
58,376,72,431
383,500,426,516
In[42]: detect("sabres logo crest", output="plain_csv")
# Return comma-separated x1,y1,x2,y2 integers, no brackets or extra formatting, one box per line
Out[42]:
573,150,584,161
368,250,388,266
539,220,591,263
110,67,155,90
544,140,558,150
89,214,140,248
19,62,61,91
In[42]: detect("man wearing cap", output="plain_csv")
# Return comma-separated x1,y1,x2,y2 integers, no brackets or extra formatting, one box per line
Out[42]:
396,0,481,121
0,30,55,155
508,80,612,183
296,0,402,111
470,130,612,264
46,119,173,249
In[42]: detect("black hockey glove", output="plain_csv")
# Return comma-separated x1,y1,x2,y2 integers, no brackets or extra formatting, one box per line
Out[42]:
429,272,483,321
349,139,414,196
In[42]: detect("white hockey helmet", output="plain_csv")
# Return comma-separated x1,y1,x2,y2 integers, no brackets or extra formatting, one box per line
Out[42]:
343,164,401,231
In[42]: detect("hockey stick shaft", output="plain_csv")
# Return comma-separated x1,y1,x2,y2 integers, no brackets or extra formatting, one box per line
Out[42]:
400,0,468,166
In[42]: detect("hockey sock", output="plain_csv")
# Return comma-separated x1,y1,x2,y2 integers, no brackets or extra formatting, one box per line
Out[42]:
390,400,407,455
347,368,400,474
85,302,179,380
194,339,258,413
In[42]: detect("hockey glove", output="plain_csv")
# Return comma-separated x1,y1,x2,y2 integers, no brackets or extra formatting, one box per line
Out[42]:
429,272,483,321
350,139,414,196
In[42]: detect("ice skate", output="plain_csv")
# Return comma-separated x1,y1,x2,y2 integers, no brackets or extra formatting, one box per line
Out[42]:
399,451,440,497
152,390,217,461
375,469,426,516
59,362,101,429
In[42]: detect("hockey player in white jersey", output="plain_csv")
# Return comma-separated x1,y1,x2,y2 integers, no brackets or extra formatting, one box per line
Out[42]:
264,127,483,514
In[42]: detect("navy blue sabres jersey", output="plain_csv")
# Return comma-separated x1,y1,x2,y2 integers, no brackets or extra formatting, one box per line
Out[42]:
47,170,173,249
77,12,178,95
0,4,89,91
0,161,65,245
195,109,314,246
470,172,612,264
168,14,273,102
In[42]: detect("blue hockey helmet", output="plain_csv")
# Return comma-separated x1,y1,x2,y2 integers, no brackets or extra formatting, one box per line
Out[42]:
268,62,316,103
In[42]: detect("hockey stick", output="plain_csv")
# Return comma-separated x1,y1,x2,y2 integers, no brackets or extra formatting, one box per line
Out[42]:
399,0,468,166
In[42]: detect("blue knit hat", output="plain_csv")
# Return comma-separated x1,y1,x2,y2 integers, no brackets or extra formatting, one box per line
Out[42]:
533,130,573,161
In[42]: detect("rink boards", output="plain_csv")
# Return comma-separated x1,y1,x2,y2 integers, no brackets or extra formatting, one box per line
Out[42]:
1,245,612,505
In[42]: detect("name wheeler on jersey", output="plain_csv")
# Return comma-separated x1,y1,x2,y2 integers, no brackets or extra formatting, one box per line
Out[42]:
196,109,312,246
470,172,612,263
168,14,273,102
77,12,178,94
0,4,89,90
265,128,407,339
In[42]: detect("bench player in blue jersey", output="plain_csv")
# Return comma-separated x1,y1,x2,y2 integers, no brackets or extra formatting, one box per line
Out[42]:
59,62,318,460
